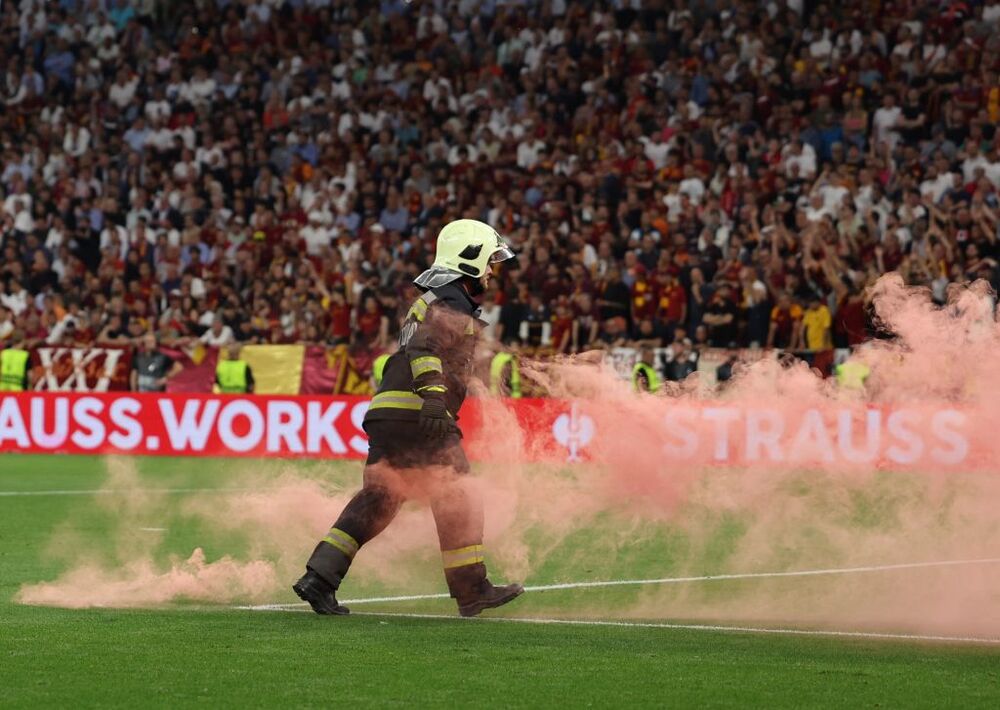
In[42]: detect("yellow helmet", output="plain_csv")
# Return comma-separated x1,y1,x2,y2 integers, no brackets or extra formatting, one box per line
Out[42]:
415,219,515,288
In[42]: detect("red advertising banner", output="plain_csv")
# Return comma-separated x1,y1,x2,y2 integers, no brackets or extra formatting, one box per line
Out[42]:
0,392,986,469
0,392,371,459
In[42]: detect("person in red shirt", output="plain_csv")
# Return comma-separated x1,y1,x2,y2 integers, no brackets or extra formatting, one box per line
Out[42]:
630,265,657,322
356,296,384,348
833,288,867,347
323,288,351,344
767,293,803,349
656,272,687,332
549,300,574,354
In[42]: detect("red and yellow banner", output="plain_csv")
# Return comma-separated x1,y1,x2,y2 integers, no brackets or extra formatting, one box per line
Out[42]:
26,344,374,396
28,346,132,391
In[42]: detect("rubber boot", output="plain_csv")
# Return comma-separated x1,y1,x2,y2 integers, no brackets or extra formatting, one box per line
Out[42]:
294,542,354,616
293,569,349,615
445,562,525,618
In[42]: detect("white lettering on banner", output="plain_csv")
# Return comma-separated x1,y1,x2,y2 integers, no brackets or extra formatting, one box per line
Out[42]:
217,400,265,453
746,410,784,461
837,409,881,463
159,399,220,451
306,401,347,454
71,397,105,449
931,411,968,464
109,397,143,450
703,407,740,460
30,396,69,449
663,408,698,457
787,409,835,462
886,410,923,464
350,402,369,454
659,406,972,467
0,397,30,447
267,401,304,454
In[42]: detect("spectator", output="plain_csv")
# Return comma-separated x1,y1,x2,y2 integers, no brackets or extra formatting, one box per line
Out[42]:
768,294,803,350
130,333,182,392
799,297,833,351
200,317,234,347
703,284,739,348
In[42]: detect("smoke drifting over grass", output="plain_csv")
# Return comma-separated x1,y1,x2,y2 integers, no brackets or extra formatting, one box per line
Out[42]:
17,276,1000,635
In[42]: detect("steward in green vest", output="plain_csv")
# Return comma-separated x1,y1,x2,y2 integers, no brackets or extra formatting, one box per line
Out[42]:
0,331,29,392
372,353,391,389
215,343,255,394
835,360,870,390
632,347,662,393
490,351,521,398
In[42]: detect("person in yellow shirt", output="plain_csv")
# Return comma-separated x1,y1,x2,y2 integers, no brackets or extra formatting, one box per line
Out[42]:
800,298,832,351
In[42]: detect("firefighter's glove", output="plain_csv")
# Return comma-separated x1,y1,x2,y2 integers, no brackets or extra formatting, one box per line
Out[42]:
419,395,452,439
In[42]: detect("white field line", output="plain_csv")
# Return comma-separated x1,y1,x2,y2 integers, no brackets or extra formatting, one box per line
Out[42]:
0,487,278,497
242,608,1000,646
354,612,1000,646
239,556,1000,612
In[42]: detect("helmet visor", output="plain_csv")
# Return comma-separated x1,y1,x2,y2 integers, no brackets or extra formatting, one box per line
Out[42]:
489,238,515,264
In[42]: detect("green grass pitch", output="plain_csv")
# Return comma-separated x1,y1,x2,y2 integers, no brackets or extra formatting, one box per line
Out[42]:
2,454,999,708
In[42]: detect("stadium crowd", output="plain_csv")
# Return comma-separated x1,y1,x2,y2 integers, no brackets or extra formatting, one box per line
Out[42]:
2,0,1000,386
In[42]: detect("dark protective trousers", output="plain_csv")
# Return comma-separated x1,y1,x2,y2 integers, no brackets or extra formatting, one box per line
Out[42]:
305,420,489,601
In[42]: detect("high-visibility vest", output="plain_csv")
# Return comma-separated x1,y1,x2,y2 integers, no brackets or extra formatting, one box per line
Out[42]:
835,361,870,390
0,348,29,392
216,360,249,394
372,353,391,389
632,361,662,393
490,352,521,398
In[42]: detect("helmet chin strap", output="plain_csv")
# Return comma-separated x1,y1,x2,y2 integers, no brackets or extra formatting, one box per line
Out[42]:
461,275,486,297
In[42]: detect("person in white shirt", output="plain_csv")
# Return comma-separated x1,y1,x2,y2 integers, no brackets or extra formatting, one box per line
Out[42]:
199,317,234,347
144,86,171,122
0,307,14,341
3,170,30,212
86,15,116,48
12,200,33,233
517,134,546,170
984,0,1000,22
961,143,991,184
183,66,217,107
678,164,706,204
108,68,138,109
1,279,29,316
782,140,817,179
63,123,91,157
640,132,671,169
301,211,333,256
172,148,200,183
872,93,902,150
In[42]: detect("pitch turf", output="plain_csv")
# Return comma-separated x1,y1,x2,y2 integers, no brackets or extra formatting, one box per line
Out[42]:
2,454,999,708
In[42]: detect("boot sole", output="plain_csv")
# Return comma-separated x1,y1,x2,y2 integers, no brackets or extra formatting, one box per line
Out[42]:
292,582,350,616
458,585,525,618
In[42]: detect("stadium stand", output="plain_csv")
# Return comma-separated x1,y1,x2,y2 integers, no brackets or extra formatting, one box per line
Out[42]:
1,0,998,388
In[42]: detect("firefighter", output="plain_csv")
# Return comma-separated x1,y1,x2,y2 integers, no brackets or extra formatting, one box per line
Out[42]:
489,349,521,398
632,346,662,393
294,219,524,617
0,330,30,392
215,343,255,394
